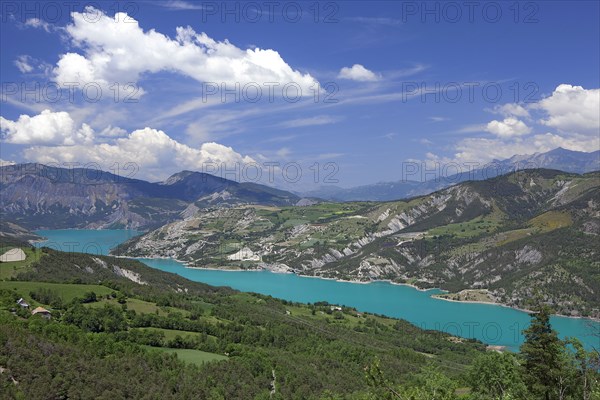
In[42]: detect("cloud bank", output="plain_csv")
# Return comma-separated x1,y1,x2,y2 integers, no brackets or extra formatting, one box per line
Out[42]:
432,84,600,164
1,110,256,181
53,7,319,96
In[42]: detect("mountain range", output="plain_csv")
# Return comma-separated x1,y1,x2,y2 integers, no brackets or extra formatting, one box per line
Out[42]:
1,148,599,318
2,148,597,231
0,163,301,230
303,148,600,201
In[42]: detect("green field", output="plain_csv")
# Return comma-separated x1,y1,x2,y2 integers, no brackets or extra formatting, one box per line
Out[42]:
255,202,372,225
528,210,572,231
137,327,204,341
426,210,504,240
0,281,114,303
143,346,228,366
86,297,192,316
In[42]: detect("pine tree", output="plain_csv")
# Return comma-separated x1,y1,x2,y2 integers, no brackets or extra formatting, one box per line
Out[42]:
520,304,564,400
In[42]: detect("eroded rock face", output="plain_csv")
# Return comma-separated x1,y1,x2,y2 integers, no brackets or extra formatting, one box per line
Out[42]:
515,246,543,264
582,220,600,235
112,265,148,285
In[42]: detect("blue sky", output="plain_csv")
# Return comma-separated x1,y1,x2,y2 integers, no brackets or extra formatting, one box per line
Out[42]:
1,1,599,188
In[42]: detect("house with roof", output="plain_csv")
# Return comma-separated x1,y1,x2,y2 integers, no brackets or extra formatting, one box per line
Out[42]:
16,298,29,308
31,306,51,319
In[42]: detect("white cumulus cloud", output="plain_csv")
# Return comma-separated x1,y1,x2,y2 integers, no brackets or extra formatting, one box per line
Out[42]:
486,117,532,138
452,133,600,164
1,110,94,145
98,125,127,137
436,84,600,165
2,109,259,181
535,84,600,134
492,103,530,118
337,64,380,82
23,128,256,181
53,7,318,97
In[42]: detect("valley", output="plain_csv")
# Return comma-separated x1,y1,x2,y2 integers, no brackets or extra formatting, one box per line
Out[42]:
2,3,599,397
114,169,600,319
3,162,598,319
1,228,598,398
2,162,600,397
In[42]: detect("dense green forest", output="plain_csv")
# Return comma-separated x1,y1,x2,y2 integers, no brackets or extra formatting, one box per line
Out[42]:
0,245,598,399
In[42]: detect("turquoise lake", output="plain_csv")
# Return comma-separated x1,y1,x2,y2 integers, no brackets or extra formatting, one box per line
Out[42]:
35,229,600,352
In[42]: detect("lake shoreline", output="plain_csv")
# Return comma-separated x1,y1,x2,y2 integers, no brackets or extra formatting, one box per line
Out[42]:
431,295,600,322
38,232,596,323
163,261,599,321
432,294,533,314
31,229,600,350
182,264,439,292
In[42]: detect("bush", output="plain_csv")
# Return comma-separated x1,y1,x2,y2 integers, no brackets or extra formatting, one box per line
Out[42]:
29,288,63,309
81,291,97,304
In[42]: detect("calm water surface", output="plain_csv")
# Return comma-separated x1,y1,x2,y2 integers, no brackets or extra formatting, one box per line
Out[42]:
35,229,600,351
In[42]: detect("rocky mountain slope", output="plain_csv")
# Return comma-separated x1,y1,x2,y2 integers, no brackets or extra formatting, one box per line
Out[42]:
116,169,600,318
0,163,301,230
0,221,41,243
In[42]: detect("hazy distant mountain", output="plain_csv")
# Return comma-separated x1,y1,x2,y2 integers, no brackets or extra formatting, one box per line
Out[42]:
495,147,600,174
0,163,301,230
305,148,600,201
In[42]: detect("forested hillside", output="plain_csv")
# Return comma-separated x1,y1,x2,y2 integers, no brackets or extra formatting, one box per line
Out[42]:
1,244,598,399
